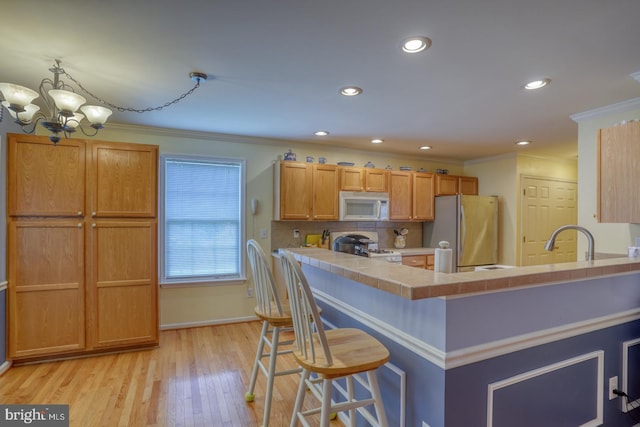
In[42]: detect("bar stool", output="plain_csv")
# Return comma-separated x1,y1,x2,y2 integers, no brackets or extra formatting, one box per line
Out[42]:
245,240,302,427
279,249,390,427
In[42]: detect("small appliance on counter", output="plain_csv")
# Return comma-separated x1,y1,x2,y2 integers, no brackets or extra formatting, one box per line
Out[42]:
331,231,401,263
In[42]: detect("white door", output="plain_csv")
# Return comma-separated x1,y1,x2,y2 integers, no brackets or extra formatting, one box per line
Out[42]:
521,177,577,266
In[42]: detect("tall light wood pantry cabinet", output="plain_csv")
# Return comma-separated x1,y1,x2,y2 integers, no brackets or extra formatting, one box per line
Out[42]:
7,134,159,362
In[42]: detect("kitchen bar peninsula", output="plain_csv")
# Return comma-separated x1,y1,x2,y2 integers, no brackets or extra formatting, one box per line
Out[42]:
283,248,640,427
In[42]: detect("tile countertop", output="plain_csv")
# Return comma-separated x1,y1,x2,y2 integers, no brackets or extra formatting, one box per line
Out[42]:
281,247,640,300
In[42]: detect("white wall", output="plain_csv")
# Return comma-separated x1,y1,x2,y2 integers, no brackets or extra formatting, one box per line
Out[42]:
574,98,640,255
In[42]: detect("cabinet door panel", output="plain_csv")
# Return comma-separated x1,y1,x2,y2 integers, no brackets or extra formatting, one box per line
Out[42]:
435,174,458,195
279,162,313,220
413,173,434,220
8,134,85,217
313,164,339,220
389,172,412,220
598,122,640,222
8,220,85,358
90,142,158,217
339,167,364,191
90,221,158,348
459,176,478,195
365,169,388,192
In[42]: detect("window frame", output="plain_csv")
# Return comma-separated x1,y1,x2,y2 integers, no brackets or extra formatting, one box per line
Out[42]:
159,153,247,286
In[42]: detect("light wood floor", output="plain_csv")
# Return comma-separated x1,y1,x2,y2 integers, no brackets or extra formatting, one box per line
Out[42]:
0,321,343,427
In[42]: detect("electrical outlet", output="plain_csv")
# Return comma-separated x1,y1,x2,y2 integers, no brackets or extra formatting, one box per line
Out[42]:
260,228,268,239
293,229,300,238
247,288,254,298
609,376,618,400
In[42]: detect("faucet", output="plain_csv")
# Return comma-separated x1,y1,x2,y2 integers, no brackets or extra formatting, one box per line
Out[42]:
544,225,595,261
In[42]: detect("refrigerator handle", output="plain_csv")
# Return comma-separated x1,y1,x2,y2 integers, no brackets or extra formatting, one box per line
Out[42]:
459,203,466,256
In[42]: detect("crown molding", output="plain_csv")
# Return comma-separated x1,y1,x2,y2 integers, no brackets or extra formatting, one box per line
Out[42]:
570,97,640,123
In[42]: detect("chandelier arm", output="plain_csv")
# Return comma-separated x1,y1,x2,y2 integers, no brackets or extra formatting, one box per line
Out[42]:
75,124,100,138
14,113,47,135
61,70,203,113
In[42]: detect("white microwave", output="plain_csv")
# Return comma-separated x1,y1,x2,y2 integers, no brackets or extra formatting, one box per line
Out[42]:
339,191,389,221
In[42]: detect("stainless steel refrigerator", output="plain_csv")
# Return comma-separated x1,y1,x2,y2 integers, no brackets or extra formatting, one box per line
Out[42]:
422,195,498,271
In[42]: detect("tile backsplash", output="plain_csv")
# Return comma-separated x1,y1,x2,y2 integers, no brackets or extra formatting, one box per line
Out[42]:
271,220,423,251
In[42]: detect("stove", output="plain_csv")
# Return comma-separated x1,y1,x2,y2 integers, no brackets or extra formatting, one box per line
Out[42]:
330,231,402,263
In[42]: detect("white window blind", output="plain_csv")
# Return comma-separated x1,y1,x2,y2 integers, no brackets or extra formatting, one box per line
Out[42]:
161,156,245,283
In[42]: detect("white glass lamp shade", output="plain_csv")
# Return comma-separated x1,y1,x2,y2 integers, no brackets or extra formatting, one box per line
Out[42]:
81,105,112,125
48,89,86,113
64,112,84,129
2,101,40,123
0,83,39,109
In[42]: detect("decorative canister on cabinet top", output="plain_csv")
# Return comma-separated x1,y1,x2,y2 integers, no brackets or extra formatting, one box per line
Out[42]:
284,149,296,161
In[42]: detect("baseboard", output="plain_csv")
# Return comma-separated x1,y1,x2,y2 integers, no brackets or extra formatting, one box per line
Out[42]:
160,315,258,330
0,361,12,376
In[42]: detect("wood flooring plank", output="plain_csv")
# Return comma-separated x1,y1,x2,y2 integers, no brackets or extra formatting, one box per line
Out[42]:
0,321,343,427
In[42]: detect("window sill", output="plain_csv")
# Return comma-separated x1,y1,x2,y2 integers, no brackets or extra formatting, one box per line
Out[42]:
160,277,247,288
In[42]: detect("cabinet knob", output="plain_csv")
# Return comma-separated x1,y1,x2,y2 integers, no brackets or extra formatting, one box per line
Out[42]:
77,223,82,228
92,211,97,217
77,210,83,216
92,223,96,228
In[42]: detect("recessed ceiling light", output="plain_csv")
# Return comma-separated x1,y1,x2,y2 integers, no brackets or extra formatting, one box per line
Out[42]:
523,79,551,90
340,86,362,96
314,130,329,136
402,36,432,53
420,145,432,150
371,138,383,144
515,140,531,146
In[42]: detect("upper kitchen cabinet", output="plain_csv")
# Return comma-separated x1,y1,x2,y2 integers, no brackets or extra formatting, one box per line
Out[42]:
338,166,388,192
274,161,339,220
458,176,479,195
339,167,364,191
413,172,435,220
389,171,412,220
312,163,340,220
8,134,86,217
89,141,158,218
435,174,478,196
365,168,388,192
598,121,640,223
389,171,434,221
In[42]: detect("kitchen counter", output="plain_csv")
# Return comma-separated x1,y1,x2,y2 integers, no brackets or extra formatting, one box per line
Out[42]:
282,247,640,425
284,247,640,300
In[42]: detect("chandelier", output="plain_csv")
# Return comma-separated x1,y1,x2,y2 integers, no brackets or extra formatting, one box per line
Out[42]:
0,59,207,144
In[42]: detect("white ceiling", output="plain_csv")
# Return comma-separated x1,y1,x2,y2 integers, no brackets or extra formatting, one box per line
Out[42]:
2,0,640,161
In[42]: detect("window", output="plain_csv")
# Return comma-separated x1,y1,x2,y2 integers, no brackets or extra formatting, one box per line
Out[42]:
160,155,246,284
